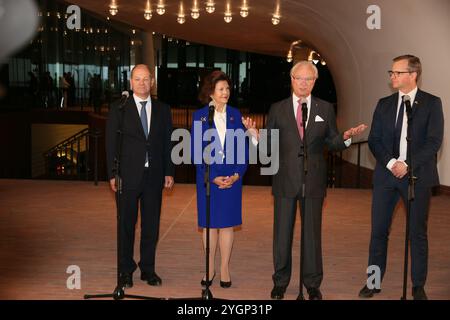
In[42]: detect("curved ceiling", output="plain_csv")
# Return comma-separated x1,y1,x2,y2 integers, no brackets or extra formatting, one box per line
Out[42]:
68,0,450,185
67,0,353,57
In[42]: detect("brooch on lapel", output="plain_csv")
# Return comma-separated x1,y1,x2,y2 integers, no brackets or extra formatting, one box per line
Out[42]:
229,116,234,122
200,116,207,122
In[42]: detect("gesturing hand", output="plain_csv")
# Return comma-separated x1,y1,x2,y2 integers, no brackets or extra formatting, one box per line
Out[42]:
242,117,259,141
164,176,174,189
343,124,368,140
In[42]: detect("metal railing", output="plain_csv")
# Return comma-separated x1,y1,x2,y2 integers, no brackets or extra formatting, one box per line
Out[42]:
328,140,369,189
43,128,102,184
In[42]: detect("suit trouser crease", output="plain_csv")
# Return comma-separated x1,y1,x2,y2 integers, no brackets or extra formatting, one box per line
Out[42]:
118,169,162,274
273,195,324,289
368,178,430,287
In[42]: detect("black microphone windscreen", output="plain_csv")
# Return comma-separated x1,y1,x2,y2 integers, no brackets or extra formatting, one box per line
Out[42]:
208,101,215,125
403,95,413,116
403,95,411,104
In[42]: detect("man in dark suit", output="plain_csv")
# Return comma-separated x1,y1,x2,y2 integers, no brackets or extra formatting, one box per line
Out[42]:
244,61,366,300
359,55,444,300
106,64,174,288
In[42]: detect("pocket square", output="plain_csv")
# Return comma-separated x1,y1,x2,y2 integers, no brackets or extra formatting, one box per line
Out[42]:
315,115,324,122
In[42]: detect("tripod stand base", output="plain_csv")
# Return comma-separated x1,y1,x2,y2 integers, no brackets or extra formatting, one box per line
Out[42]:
202,288,214,300
296,293,305,300
84,285,165,300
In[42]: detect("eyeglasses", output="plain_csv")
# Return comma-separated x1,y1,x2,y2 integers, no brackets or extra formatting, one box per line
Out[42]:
388,70,412,77
292,76,315,83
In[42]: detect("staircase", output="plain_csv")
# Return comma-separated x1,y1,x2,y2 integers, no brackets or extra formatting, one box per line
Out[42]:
43,128,102,181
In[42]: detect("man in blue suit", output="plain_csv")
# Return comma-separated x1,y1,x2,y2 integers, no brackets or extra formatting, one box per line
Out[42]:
359,55,444,300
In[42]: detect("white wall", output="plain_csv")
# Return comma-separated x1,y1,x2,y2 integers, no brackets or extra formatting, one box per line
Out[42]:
286,0,450,185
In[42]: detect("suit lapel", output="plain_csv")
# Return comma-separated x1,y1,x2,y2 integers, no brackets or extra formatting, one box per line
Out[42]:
306,97,319,141
412,89,423,118
222,106,234,155
148,99,158,140
285,97,302,144
127,98,147,139
389,92,399,130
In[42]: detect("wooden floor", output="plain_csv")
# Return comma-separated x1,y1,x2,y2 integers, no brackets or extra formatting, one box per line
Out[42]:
0,179,449,300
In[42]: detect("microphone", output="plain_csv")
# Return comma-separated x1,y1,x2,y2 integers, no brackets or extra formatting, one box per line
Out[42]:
119,91,129,109
300,97,308,124
208,100,215,126
121,90,129,102
403,95,412,118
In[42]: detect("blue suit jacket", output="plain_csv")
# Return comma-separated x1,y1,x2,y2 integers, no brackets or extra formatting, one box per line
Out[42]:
191,105,248,180
191,105,248,228
368,89,444,187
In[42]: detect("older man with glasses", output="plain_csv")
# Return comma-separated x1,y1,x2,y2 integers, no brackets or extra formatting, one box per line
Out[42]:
244,61,366,300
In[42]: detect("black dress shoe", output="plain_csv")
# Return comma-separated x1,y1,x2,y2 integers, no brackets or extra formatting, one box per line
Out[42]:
412,286,428,300
359,285,381,298
307,288,323,300
119,272,133,288
201,273,216,287
220,280,232,288
270,286,286,300
141,272,162,286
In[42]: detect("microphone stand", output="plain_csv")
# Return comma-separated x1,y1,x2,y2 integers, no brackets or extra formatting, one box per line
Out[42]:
84,96,161,300
202,105,215,300
401,101,416,300
170,105,226,301
297,103,308,301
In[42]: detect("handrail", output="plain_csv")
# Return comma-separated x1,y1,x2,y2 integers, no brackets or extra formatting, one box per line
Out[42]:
334,140,369,189
43,128,89,157
42,128,102,185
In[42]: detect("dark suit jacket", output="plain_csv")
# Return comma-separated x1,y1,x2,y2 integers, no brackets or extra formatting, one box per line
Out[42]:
106,97,174,190
267,96,347,198
368,89,444,188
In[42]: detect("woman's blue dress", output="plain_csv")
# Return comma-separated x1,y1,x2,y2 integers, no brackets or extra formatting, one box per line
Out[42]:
191,105,248,228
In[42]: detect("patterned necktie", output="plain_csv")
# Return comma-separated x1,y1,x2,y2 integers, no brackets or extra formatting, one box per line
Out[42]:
393,98,405,159
140,101,148,138
296,99,304,140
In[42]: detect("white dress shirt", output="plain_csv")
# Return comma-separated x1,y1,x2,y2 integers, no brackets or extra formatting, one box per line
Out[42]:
214,106,227,161
133,94,152,167
214,105,227,149
292,94,351,147
386,86,418,171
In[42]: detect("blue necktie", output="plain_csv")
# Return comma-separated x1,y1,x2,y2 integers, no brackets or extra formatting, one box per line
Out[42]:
140,101,148,138
393,99,404,159
140,101,149,165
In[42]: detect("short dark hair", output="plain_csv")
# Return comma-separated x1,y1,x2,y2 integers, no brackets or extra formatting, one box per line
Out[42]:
198,70,232,105
393,54,422,82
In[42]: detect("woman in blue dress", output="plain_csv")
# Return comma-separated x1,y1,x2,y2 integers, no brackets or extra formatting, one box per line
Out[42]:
191,71,248,288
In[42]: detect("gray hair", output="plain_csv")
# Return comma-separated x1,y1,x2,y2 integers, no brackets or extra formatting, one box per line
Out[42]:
290,61,319,79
